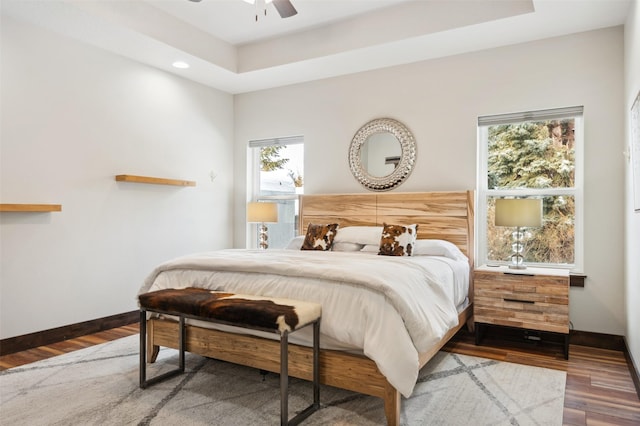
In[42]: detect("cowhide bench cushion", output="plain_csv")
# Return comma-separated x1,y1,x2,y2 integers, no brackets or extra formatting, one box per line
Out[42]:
138,287,322,335
138,287,322,426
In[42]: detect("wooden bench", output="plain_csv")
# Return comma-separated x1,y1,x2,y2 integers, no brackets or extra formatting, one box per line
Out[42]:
138,287,322,426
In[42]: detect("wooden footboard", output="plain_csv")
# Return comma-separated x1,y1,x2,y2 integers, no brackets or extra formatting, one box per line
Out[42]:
146,304,472,425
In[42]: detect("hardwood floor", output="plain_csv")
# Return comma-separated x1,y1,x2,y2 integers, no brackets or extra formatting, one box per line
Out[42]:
443,328,640,425
1,324,638,425
0,324,139,370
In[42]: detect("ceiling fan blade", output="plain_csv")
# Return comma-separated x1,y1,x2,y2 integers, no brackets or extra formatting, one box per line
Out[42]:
187,0,202,2
272,0,297,18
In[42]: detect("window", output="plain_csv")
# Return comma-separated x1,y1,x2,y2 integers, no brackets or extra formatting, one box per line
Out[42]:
477,106,583,269
249,136,304,249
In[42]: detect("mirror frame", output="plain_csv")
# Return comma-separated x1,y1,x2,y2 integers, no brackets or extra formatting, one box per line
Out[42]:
348,117,417,191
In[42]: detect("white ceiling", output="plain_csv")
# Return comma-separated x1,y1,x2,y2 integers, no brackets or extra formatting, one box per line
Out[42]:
149,0,416,45
1,0,632,94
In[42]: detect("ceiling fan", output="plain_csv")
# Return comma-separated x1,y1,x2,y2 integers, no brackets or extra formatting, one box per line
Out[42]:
187,0,298,19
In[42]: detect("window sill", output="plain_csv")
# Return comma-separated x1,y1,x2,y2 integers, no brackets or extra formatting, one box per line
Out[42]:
570,273,586,287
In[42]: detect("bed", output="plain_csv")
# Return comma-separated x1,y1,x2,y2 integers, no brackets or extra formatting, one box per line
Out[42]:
141,190,474,425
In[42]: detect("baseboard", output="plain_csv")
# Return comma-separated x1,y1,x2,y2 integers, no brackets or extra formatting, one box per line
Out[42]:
623,336,640,400
0,311,139,356
569,329,626,351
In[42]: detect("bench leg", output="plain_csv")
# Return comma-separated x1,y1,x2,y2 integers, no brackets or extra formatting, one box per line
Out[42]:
282,319,321,426
313,319,320,408
139,310,185,389
281,331,289,425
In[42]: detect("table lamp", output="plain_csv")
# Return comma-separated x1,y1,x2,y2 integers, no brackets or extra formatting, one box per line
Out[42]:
494,198,542,269
247,202,279,249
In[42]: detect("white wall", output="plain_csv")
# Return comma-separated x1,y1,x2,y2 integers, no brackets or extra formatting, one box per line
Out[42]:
624,0,640,379
0,16,235,339
234,27,626,335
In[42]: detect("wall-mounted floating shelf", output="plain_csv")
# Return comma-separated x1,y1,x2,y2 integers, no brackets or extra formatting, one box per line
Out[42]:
115,175,196,187
0,204,62,212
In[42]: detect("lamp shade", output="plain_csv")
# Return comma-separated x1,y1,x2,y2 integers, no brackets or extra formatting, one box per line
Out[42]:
247,202,278,223
495,198,542,227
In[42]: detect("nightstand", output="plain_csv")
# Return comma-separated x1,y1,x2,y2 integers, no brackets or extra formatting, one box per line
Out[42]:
474,265,570,359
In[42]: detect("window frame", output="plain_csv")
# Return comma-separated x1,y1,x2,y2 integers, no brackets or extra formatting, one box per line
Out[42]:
476,107,584,271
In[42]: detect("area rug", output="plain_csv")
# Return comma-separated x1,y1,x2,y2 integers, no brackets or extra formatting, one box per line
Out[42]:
0,335,565,425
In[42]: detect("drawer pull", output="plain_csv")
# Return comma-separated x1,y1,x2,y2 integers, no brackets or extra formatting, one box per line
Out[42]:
503,298,535,304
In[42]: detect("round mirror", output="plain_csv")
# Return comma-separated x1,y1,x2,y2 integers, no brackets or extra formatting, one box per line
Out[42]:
348,118,416,191
360,132,402,177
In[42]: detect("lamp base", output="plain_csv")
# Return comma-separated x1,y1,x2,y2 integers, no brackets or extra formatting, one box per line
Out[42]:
508,233,526,269
508,264,528,270
258,223,268,250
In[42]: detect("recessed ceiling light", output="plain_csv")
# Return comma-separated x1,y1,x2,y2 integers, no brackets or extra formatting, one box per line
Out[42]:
172,61,190,69
242,0,273,4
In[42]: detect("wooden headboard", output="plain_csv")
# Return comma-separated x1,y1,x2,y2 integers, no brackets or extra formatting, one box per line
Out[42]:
300,191,475,268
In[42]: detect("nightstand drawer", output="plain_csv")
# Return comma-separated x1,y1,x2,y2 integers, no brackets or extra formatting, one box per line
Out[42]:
474,299,569,333
475,271,568,299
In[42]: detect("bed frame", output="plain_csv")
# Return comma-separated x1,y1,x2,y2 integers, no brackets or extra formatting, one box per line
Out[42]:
146,190,474,425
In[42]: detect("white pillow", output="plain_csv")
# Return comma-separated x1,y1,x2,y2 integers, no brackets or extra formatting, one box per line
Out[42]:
333,226,383,246
284,235,305,250
413,239,468,261
286,235,368,252
332,242,365,252
360,244,380,253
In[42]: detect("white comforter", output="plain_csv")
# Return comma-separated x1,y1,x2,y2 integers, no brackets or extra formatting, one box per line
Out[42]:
139,249,466,397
